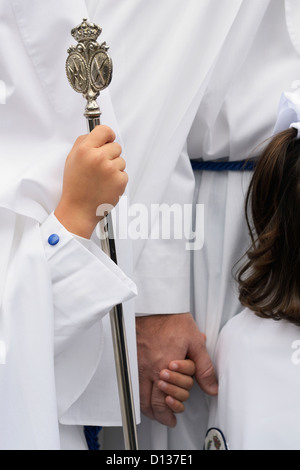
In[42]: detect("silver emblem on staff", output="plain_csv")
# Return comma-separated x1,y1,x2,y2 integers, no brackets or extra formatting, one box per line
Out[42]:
66,18,139,451
66,18,112,126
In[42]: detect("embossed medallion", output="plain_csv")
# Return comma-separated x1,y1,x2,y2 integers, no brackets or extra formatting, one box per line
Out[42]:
66,18,113,118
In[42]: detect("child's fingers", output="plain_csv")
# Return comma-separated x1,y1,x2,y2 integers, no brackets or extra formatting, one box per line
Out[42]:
159,369,194,391
169,359,196,377
165,396,185,414
158,359,196,414
158,380,190,402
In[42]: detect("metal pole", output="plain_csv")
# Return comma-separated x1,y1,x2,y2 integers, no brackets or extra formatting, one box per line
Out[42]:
66,19,138,451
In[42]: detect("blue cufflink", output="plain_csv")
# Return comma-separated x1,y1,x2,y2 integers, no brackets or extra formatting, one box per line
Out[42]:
48,234,60,246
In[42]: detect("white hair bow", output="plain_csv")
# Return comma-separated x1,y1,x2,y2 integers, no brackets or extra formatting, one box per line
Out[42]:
273,80,300,137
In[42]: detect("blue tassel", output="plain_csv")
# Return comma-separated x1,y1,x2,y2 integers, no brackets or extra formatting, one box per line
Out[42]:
84,426,102,451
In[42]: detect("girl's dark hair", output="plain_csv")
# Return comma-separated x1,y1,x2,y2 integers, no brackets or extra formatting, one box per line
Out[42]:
237,127,300,325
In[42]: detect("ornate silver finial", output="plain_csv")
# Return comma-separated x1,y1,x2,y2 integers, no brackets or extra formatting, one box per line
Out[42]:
66,18,113,119
71,18,102,43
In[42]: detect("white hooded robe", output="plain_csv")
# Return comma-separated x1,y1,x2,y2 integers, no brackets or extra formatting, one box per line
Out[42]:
0,0,139,450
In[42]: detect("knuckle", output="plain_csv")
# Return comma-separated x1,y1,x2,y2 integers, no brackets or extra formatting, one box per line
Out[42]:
122,171,129,185
175,403,185,414
118,173,129,194
75,135,87,146
115,170,128,187
176,389,189,403
198,363,216,381
114,142,123,155
76,141,90,159
138,365,150,382
199,332,207,344
119,156,126,170
100,125,116,142
188,378,194,390
88,153,105,172
186,377,194,390
186,359,196,375
95,148,107,164
140,398,152,415
169,398,185,414
152,399,169,415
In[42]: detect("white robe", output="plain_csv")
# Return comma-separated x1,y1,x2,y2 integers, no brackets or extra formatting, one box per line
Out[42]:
86,0,300,449
208,310,300,450
0,0,139,450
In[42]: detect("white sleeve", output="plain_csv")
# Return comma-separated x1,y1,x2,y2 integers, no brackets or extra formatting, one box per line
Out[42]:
40,212,137,355
134,146,195,315
39,212,137,421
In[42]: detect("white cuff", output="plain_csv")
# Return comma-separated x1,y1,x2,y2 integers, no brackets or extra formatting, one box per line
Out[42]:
40,213,137,348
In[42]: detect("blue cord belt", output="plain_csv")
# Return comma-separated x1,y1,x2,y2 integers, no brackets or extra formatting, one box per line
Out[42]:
84,426,102,451
191,159,257,172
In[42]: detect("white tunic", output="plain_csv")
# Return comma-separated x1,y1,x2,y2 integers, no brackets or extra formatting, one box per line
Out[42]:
86,0,300,449
0,0,139,450
208,309,300,450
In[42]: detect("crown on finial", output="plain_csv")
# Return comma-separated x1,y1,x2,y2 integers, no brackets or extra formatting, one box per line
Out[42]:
71,18,102,43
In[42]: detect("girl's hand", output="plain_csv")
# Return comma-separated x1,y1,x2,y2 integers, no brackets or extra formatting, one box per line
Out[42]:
158,359,195,414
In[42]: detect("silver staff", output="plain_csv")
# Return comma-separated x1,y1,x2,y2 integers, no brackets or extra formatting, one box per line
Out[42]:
66,18,138,451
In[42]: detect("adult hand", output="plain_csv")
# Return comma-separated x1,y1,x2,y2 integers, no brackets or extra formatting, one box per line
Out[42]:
136,313,218,427
55,125,127,238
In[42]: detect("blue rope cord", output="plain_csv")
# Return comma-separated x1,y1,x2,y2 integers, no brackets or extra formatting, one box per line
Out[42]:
84,426,102,451
191,160,257,172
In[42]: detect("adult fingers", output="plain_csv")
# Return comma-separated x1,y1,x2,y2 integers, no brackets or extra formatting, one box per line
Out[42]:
188,334,218,396
150,381,177,428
